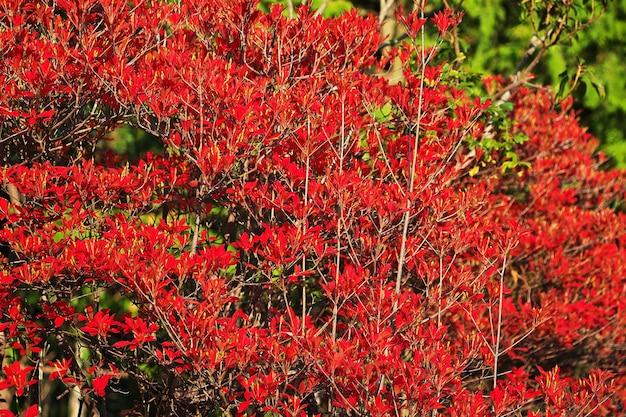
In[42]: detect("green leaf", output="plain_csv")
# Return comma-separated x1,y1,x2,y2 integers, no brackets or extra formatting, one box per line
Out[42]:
583,69,607,100
499,102,514,112
373,102,393,122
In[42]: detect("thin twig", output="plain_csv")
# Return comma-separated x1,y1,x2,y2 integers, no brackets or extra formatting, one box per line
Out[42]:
394,2,427,307
493,251,508,388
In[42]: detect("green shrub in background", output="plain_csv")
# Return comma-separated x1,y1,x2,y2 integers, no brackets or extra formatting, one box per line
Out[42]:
100,125,163,161
562,0,626,168
435,0,626,168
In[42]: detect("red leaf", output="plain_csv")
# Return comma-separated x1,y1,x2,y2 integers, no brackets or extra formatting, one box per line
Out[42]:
24,405,40,417
92,374,114,397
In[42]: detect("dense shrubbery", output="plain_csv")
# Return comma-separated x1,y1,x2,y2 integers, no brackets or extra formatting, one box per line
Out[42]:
0,1,624,416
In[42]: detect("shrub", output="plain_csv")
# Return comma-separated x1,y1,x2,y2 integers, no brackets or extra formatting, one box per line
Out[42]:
0,0,624,416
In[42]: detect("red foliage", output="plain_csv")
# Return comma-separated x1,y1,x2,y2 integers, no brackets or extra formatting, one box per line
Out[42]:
0,0,624,416
0,362,36,397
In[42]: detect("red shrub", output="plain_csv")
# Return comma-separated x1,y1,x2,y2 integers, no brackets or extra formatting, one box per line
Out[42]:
0,1,623,416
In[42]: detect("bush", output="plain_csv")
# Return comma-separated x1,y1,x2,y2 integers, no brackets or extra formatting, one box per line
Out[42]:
0,1,624,416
